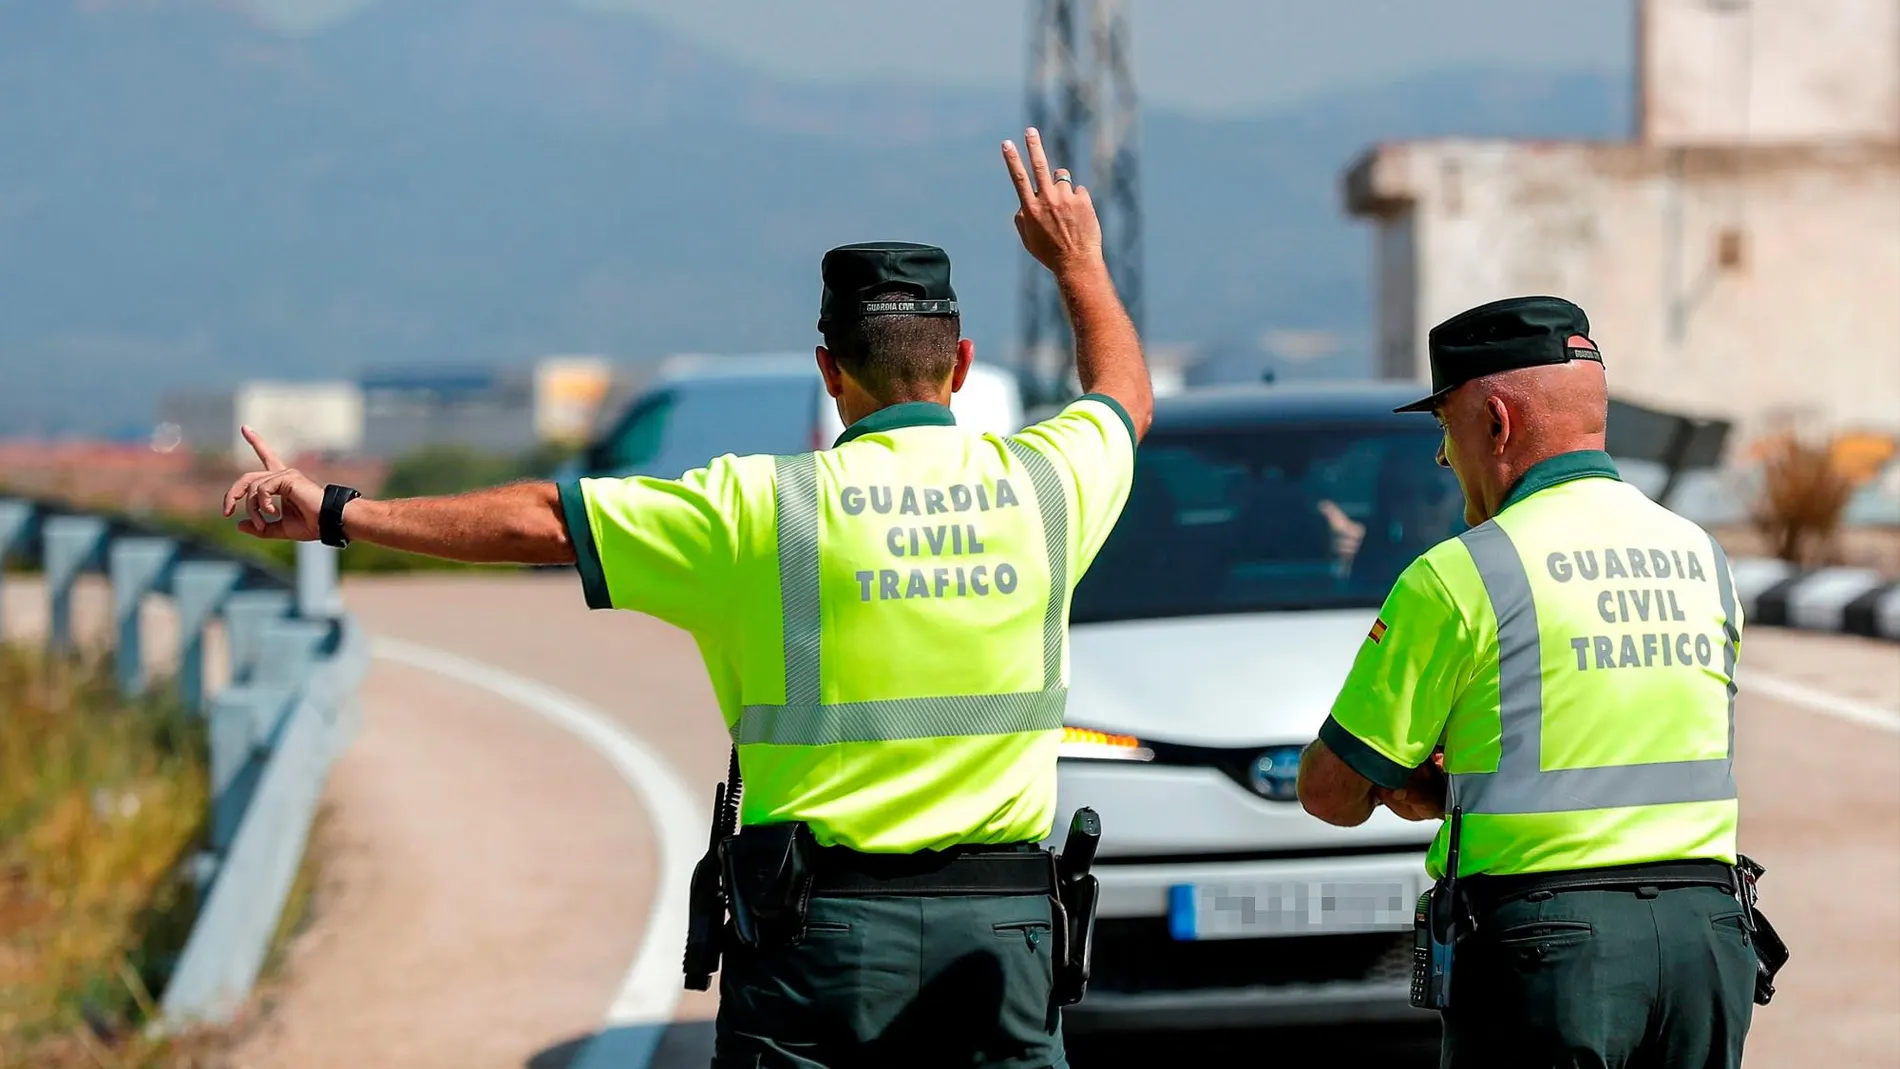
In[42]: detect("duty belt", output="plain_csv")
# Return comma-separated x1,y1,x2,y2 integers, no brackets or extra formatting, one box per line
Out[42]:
1461,858,1738,914
808,841,1054,897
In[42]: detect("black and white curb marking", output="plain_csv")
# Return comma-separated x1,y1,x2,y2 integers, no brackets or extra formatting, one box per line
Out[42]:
1730,558,1900,641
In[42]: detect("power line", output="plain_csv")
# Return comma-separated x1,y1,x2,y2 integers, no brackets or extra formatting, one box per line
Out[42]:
1019,0,1144,409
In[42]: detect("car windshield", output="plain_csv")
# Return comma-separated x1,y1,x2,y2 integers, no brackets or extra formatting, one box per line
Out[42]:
1070,421,1465,624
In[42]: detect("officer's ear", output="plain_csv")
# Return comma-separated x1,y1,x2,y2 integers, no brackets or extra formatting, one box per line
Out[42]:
1486,396,1510,454
815,346,847,400
948,339,976,394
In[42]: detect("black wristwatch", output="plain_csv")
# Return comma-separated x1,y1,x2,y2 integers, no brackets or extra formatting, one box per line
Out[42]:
319,484,362,548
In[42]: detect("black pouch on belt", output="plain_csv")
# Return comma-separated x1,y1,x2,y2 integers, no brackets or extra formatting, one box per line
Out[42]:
1737,855,1789,1006
720,822,817,949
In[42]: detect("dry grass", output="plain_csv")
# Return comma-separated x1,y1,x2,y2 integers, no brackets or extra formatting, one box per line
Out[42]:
0,647,217,1069
1750,432,1859,567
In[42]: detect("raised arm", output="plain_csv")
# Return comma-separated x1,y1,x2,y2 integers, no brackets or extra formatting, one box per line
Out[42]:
1003,128,1153,441
220,426,574,564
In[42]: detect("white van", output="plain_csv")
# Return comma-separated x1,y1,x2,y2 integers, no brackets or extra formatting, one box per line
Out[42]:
578,352,1026,480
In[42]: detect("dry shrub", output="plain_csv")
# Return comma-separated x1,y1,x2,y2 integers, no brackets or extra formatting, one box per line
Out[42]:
0,647,214,1068
1750,432,1856,566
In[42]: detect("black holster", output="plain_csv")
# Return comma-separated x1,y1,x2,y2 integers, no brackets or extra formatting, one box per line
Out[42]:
1736,855,1789,1006
721,822,819,949
1052,807,1102,1006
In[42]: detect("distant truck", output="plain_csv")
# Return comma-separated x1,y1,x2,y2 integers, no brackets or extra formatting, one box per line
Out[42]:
566,352,1025,482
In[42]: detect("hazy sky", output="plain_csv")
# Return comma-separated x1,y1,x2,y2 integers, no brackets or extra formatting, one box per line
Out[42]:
248,0,1634,117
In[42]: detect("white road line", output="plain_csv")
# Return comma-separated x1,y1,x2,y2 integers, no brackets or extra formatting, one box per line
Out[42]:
372,637,700,1069
1745,668,1900,734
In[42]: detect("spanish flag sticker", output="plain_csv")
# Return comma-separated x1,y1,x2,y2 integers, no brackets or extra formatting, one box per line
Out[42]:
1369,618,1388,644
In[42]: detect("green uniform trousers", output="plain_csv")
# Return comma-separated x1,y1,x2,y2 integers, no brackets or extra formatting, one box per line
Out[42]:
1440,884,1758,1069
711,892,1067,1069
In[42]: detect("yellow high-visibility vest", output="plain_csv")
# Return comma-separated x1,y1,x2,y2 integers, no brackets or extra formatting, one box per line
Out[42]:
564,396,1136,852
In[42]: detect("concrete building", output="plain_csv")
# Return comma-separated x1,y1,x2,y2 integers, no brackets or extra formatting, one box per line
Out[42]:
159,356,620,463
1345,0,1900,445
356,355,619,459
162,381,365,462
357,366,536,459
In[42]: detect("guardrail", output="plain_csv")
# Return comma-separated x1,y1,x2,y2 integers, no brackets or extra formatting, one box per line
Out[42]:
0,496,367,1026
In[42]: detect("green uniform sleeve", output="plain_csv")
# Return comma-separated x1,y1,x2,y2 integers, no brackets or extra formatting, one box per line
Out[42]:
1006,394,1138,574
1320,557,1472,790
558,458,743,633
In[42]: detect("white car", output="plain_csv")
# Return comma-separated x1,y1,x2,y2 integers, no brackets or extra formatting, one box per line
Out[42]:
1051,381,1467,1033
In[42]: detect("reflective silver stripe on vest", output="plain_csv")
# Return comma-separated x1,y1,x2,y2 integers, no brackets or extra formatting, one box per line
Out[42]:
739,689,1068,746
774,453,823,710
1446,520,1738,815
738,447,1069,747
1709,534,1740,761
1004,439,1069,689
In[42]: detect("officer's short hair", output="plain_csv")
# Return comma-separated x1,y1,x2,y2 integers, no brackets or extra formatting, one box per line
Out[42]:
823,289,961,400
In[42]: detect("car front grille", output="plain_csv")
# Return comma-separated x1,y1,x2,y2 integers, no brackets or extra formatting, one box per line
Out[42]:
1089,919,1413,995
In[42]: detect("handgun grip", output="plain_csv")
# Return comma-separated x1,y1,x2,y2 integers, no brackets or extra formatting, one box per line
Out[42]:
1059,807,1101,880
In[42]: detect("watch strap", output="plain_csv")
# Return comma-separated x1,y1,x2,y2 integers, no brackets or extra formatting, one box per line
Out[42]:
320,484,362,548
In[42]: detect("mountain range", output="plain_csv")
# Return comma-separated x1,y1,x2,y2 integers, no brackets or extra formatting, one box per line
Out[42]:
0,0,1630,436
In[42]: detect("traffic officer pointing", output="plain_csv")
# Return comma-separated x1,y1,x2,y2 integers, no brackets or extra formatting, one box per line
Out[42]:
1296,296,1780,1069
221,128,1152,1069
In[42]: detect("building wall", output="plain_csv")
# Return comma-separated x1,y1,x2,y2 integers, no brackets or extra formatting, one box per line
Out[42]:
233,383,365,461
1640,0,1900,146
532,355,614,443
1348,139,1900,442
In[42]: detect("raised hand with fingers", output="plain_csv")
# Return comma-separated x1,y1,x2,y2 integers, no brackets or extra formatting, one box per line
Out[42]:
221,425,325,541
1001,127,1104,276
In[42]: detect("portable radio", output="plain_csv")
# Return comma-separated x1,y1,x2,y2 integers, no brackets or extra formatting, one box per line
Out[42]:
1410,806,1463,1011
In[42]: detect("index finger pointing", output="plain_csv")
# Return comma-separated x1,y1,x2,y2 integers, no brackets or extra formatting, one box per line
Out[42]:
241,425,286,471
1001,140,1035,206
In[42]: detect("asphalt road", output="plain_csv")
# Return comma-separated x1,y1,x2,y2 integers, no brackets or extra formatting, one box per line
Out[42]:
168,574,1900,1069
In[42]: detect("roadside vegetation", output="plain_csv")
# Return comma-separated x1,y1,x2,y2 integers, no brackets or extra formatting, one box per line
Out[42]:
1750,431,1863,567
0,644,339,1069
0,648,216,1066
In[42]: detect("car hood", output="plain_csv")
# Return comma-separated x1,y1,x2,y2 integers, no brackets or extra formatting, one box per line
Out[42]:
1066,609,1377,747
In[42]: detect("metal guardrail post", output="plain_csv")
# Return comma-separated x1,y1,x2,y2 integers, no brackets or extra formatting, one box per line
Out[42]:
296,541,343,620
222,590,293,683
42,515,108,655
162,622,367,1026
171,560,245,713
0,499,35,643
110,537,179,698
206,683,297,856
252,618,332,687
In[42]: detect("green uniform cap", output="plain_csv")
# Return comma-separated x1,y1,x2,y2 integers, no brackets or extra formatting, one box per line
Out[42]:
818,241,959,333
1395,295,1603,413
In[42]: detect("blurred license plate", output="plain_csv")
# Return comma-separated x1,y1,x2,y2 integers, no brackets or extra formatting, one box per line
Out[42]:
1168,879,1417,940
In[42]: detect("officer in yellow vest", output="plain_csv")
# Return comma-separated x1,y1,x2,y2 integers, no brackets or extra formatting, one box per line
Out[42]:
220,128,1151,1069
1296,296,1774,1069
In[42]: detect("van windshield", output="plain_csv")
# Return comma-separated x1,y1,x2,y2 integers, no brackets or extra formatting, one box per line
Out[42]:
591,377,820,477
1070,422,1465,624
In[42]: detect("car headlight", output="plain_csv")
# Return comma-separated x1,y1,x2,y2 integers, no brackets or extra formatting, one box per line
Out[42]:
1059,725,1155,762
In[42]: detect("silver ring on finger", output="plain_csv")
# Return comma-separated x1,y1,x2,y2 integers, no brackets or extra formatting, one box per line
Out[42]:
1052,171,1073,184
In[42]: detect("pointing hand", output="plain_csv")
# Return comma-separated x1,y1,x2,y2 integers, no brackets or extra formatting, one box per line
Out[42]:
220,426,325,542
